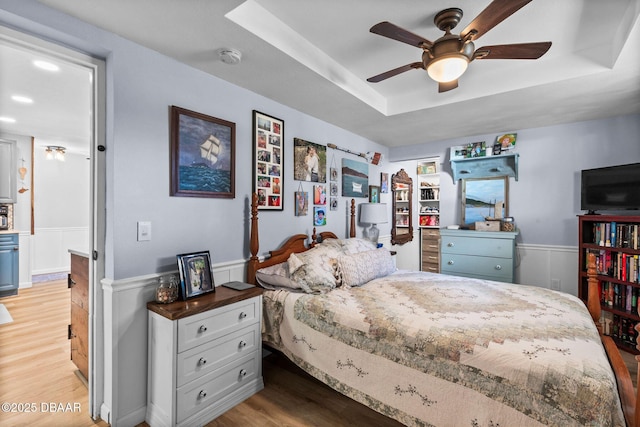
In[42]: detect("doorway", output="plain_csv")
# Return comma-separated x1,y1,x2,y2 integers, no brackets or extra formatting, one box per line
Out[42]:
0,26,105,420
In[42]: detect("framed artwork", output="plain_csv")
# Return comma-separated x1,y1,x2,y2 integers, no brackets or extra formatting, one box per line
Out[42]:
170,106,235,198
314,206,326,226
295,191,308,216
253,110,284,210
369,185,380,203
341,158,368,198
314,185,326,205
330,197,338,211
330,167,338,182
293,138,326,183
176,251,215,300
330,182,338,196
462,177,509,226
380,172,389,193
495,133,517,153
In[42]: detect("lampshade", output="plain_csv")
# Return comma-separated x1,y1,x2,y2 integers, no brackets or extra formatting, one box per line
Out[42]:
360,203,388,225
427,55,468,83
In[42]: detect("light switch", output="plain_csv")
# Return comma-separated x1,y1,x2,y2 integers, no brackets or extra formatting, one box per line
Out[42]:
137,221,151,241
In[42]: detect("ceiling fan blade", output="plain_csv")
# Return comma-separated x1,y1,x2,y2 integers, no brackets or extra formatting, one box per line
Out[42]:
460,0,533,41
367,62,424,83
473,42,552,60
438,80,458,93
370,21,433,49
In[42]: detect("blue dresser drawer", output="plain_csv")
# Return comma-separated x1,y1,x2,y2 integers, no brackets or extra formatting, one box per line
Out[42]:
441,235,512,258
441,253,513,282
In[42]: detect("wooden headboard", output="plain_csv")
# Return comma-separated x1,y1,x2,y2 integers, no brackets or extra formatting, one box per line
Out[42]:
246,194,357,285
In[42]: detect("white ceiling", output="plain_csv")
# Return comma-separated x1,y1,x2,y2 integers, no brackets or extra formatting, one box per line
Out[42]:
1,0,639,155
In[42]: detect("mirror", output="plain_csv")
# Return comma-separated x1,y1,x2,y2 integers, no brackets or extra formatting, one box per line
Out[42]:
391,168,413,245
461,176,509,226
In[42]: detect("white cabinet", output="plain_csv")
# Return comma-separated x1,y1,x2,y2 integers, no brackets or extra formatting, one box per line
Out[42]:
0,139,17,203
417,158,440,229
146,287,264,427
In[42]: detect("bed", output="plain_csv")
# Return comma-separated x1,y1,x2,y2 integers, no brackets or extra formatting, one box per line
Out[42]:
246,194,639,427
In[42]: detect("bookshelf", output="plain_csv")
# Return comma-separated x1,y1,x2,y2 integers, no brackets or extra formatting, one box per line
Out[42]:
417,158,440,229
578,214,640,354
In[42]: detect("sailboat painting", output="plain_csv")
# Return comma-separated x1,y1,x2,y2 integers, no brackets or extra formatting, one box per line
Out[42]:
170,106,235,198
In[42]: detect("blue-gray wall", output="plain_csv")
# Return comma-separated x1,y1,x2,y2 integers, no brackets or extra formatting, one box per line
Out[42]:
390,114,640,246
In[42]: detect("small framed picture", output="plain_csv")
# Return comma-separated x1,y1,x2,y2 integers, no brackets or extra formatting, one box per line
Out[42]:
380,173,389,193
369,185,380,203
314,206,326,226
330,197,338,211
314,185,326,205
330,167,338,182
295,191,308,216
176,251,215,300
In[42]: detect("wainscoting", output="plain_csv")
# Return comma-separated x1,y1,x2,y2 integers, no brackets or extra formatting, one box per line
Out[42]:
516,244,578,296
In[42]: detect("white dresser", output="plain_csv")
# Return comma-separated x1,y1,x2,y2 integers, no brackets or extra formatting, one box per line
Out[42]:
146,286,264,427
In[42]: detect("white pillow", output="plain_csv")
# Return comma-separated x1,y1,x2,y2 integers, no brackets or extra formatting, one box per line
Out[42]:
255,262,301,290
288,245,341,293
340,238,377,255
338,249,396,288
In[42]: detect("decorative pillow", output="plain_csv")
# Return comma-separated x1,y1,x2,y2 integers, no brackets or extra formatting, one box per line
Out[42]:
340,238,377,255
255,262,301,291
338,249,396,288
288,245,342,293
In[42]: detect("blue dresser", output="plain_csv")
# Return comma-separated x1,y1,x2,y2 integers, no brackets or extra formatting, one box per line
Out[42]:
0,232,19,297
440,229,518,283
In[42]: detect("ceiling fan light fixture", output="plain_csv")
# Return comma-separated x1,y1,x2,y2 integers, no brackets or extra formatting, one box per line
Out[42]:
426,55,468,83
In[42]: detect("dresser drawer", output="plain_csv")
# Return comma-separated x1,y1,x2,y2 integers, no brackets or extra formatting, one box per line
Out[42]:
421,241,439,253
421,229,440,239
421,252,440,265
177,324,260,387
441,254,512,281
441,235,512,258
178,297,259,352
422,261,439,273
176,352,260,423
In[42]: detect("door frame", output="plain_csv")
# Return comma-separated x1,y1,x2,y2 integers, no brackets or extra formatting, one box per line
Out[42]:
0,25,106,420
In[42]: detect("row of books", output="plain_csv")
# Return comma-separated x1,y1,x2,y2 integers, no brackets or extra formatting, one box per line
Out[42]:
593,250,640,283
600,281,640,312
591,222,640,249
601,311,638,348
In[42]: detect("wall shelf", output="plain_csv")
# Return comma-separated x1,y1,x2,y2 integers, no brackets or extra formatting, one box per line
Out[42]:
450,153,519,182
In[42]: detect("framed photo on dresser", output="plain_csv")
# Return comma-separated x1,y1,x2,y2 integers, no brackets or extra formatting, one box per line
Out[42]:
176,251,215,300
253,110,284,210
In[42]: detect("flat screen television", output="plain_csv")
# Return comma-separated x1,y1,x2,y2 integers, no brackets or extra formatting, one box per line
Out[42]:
581,162,640,213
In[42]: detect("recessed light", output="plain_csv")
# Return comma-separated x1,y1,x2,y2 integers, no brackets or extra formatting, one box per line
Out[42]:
11,95,33,104
0,117,16,123
33,60,59,72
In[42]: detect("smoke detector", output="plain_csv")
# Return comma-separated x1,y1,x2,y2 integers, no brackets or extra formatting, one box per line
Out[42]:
218,48,242,65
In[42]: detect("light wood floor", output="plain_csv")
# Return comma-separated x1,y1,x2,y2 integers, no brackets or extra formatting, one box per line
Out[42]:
0,279,108,427
2,280,638,427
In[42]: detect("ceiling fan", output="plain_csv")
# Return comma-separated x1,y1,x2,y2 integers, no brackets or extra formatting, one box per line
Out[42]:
366,0,552,92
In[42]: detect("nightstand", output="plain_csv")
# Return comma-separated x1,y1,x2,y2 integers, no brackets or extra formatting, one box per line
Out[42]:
146,286,264,427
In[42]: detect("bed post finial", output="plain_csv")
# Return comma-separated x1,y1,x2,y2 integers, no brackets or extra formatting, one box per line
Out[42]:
248,193,259,285
350,199,356,238
311,227,318,247
586,251,601,332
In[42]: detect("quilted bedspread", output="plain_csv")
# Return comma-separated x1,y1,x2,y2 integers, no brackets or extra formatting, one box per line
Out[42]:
262,271,625,427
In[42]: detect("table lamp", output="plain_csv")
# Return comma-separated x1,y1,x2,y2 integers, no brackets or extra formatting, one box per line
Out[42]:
360,203,388,245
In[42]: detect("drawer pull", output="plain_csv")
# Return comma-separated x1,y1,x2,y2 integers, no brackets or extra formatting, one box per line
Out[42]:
239,340,247,349
198,390,207,399
495,265,502,270
198,357,207,366
239,312,247,320
198,325,208,333
239,369,247,379
447,260,454,265
447,242,454,247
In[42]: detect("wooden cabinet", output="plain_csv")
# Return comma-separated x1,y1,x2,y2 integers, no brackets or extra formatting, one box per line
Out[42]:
440,229,518,283
146,286,264,427
417,158,440,229
578,215,640,353
421,229,440,273
69,251,89,380
0,232,19,297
